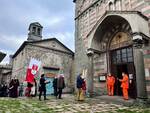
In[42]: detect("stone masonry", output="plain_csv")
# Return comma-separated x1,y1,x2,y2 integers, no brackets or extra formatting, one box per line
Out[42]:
11,22,74,93
74,0,150,97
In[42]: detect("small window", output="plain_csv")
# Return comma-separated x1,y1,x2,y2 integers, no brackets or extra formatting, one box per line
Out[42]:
122,57,127,62
121,49,126,54
37,28,41,35
111,47,133,64
128,57,133,62
117,50,121,55
122,53,127,58
109,2,113,10
115,0,121,10
32,27,36,34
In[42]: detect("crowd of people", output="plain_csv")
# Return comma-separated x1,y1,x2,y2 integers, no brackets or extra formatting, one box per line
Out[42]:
24,73,66,100
76,71,129,101
39,74,65,100
0,73,66,100
0,78,20,98
0,72,129,101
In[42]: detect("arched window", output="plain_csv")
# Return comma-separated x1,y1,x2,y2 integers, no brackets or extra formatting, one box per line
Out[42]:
115,0,121,10
109,2,113,10
37,28,41,35
32,27,36,34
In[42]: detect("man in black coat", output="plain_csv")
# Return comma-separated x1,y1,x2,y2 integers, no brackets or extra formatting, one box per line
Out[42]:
39,74,49,101
53,77,58,99
57,74,65,99
2,83,8,97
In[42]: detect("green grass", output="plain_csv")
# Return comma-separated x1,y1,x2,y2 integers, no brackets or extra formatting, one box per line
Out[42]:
0,98,56,113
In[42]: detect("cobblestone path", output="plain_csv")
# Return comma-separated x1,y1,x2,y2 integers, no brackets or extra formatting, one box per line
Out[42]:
0,94,150,113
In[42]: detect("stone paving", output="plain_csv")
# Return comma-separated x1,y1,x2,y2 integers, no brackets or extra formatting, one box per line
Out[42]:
0,94,150,113
45,95,130,113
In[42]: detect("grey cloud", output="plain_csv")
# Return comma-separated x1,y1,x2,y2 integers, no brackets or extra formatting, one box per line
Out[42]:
0,0,75,63
0,35,26,52
0,0,74,35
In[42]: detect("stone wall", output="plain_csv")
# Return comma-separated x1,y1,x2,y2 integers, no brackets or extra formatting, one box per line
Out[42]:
74,0,150,96
0,65,12,84
12,43,74,92
75,0,150,48
143,47,150,97
12,48,26,82
32,40,71,53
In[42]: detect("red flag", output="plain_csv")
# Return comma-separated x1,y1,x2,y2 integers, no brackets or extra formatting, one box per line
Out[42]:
26,68,34,83
31,65,38,75
25,58,41,83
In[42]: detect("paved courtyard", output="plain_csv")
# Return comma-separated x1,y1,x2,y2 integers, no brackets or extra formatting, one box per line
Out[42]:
0,94,150,113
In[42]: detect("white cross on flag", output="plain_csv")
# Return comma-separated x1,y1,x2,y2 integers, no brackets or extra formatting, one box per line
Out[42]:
26,58,41,83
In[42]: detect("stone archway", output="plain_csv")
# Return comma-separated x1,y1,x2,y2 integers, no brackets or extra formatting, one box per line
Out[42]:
109,32,137,98
86,11,149,99
91,15,132,51
92,15,137,97
109,32,132,50
91,14,133,75
88,11,150,49
87,11,150,99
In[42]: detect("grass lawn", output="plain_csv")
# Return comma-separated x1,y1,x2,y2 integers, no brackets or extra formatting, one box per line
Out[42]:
0,97,56,113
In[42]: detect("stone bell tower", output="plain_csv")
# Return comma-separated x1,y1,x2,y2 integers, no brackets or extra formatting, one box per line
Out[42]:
27,22,43,41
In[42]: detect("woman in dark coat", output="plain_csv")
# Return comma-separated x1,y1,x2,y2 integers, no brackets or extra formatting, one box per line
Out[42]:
9,79,19,98
53,77,58,99
9,79,14,97
14,79,19,98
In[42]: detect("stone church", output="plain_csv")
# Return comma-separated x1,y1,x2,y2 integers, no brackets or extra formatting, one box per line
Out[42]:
12,22,74,94
74,0,150,99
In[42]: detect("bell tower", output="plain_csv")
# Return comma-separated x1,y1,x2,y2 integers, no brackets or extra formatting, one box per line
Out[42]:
27,22,43,41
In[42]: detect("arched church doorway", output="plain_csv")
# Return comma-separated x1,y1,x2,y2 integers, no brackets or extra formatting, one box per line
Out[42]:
109,32,137,98
90,15,138,98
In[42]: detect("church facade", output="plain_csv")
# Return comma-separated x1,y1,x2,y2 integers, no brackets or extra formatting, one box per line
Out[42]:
12,22,74,93
74,0,150,99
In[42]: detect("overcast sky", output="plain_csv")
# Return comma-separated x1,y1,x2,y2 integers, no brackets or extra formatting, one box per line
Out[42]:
0,0,75,64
